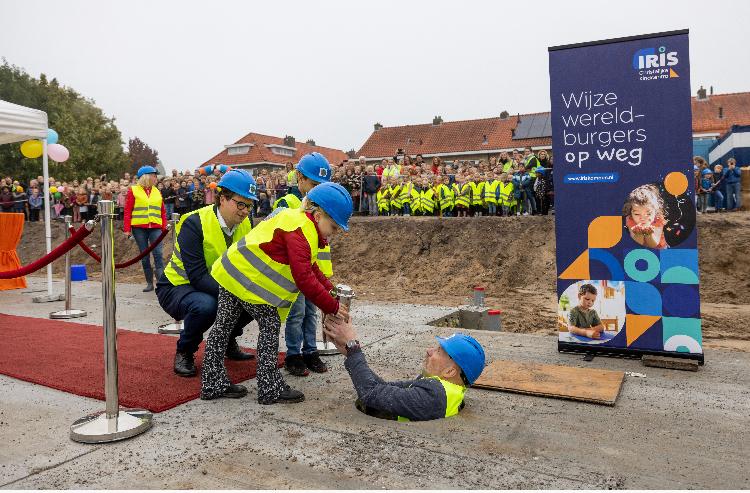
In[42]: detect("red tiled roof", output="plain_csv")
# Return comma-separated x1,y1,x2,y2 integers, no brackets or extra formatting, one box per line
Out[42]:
691,91,750,135
202,132,348,168
356,113,552,158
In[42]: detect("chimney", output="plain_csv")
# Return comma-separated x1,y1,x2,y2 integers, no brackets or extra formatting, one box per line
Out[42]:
432,115,443,126
347,149,356,159
374,122,383,131
305,138,316,146
283,135,295,147
697,86,707,100
499,110,509,120
719,107,724,119
710,85,714,95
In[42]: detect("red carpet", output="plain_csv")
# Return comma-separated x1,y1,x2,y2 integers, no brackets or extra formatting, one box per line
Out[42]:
0,313,284,412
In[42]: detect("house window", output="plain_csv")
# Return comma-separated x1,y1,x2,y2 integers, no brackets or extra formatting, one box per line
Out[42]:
265,144,296,157
228,145,250,155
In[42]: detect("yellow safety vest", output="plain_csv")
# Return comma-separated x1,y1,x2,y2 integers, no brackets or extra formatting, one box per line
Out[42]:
273,193,302,211
420,188,435,214
130,185,163,226
317,245,333,278
211,208,319,321
389,185,402,209
501,160,515,173
469,182,484,206
409,187,422,213
377,189,390,212
498,182,516,206
399,182,413,204
484,180,499,204
438,184,454,211
454,183,471,208
286,169,297,187
164,205,252,286
397,377,466,422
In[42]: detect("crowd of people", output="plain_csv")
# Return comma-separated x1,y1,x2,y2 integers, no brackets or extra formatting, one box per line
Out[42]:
693,156,744,212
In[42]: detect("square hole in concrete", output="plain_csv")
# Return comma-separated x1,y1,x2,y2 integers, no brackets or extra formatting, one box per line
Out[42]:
428,307,501,331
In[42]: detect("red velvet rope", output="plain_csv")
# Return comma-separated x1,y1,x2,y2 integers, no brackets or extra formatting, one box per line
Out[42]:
73,227,170,269
0,224,94,279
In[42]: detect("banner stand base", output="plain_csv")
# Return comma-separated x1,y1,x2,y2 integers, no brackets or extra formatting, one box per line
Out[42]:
70,409,153,444
558,342,704,365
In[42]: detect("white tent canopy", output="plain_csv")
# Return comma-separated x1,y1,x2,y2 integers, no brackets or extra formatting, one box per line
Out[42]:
0,99,55,298
0,99,48,145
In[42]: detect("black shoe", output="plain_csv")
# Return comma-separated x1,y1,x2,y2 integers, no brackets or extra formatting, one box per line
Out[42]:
258,384,305,405
303,352,328,373
225,338,255,361
284,354,310,377
143,283,154,292
174,351,197,377
200,384,248,400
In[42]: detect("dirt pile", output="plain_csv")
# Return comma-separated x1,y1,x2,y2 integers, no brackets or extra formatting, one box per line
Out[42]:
13,212,750,343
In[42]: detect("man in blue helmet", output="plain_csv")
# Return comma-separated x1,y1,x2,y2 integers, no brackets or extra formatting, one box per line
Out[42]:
271,152,335,378
323,315,486,421
156,169,259,377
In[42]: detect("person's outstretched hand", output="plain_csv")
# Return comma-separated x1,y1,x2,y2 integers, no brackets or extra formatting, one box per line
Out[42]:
323,314,357,355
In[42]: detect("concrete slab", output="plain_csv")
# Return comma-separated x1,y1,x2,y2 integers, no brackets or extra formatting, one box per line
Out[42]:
0,276,749,489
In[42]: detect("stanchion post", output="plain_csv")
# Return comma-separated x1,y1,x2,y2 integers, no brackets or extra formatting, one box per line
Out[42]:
50,216,87,319
70,200,153,443
157,212,183,335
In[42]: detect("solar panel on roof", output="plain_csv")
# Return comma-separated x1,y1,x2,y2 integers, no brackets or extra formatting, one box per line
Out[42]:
513,113,552,140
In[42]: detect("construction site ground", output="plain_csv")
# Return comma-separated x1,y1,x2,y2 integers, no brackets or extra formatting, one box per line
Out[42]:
1,213,749,488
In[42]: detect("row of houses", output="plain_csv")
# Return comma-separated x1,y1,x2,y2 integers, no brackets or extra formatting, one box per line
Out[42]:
201,88,750,174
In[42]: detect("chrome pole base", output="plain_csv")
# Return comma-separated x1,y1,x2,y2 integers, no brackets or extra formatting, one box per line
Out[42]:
316,340,340,356
157,321,183,335
50,309,87,319
70,409,153,444
33,293,65,303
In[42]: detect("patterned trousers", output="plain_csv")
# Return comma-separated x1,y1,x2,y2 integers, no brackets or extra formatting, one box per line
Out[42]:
201,287,285,401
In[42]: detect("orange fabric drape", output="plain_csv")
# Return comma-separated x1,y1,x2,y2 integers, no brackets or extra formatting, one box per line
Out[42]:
0,213,27,290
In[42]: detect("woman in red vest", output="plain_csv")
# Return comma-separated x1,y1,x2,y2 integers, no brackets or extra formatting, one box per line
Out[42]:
124,166,167,292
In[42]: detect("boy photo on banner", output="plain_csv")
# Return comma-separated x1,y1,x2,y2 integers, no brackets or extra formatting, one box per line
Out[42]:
548,30,703,363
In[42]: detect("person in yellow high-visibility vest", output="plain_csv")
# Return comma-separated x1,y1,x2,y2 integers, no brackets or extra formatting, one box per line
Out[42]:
157,169,258,377
498,173,516,216
420,178,436,216
469,174,485,217
453,174,471,217
388,177,402,216
270,153,334,377
398,177,414,216
484,172,500,216
201,182,353,403
376,184,390,216
437,175,454,217
124,166,167,292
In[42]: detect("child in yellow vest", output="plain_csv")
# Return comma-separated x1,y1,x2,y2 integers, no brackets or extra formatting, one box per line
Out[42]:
388,177,402,216
453,175,470,217
498,173,516,216
469,174,485,217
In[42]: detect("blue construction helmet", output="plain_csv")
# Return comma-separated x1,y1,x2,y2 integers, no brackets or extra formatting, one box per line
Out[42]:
436,333,486,385
306,182,353,231
137,165,158,178
217,168,258,200
535,166,546,174
701,168,713,176
296,152,331,183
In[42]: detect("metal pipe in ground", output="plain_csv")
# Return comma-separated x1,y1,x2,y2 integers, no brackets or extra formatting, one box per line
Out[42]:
69,200,153,443
157,212,183,335
50,215,87,319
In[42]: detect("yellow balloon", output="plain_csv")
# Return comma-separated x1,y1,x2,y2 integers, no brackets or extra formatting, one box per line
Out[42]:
20,140,43,159
49,186,58,193
16,186,23,193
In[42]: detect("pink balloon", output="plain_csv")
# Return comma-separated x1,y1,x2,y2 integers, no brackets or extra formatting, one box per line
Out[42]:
48,143,70,162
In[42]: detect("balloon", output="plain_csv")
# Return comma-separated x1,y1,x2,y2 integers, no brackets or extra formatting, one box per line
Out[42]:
209,182,217,190
49,186,58,193
53,192,62,199
198,167,206,175
220,165,228,173
664,171,688,196
16,186,23,193
20,140,43,159
48,143,70,162
47,129,59,145
205,165,213,174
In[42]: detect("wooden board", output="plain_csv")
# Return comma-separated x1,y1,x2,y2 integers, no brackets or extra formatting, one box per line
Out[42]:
474,360,625,405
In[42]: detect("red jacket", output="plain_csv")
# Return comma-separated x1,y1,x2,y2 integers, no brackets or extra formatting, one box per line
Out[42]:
123,186,167,233
259,212,338,315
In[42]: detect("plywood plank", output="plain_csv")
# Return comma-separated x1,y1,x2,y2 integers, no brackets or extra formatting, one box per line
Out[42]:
474,360,624,405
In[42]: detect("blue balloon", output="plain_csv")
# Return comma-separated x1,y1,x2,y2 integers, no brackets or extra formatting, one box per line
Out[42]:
205,165,214,174
219,165,228,172
47,128,58,145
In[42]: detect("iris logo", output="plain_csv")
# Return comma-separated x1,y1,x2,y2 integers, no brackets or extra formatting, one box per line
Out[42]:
633,46,679,80
319,167,328,178
249,184,257,195
633,46,678,70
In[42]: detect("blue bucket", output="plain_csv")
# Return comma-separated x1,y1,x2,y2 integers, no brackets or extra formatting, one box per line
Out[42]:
70,264,88,281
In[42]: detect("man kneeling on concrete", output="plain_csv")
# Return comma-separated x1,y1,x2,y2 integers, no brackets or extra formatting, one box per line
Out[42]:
323,315,486,421
156,169,258,377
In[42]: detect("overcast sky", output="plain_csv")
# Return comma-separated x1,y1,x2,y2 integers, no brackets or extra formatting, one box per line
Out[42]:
1,0,747,172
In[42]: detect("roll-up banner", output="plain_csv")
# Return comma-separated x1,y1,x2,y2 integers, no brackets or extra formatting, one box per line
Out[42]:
549,30,703,363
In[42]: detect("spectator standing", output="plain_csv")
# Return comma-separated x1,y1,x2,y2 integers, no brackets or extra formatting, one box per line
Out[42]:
724,158,742,211
28,187,42,221
362,165,380,216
